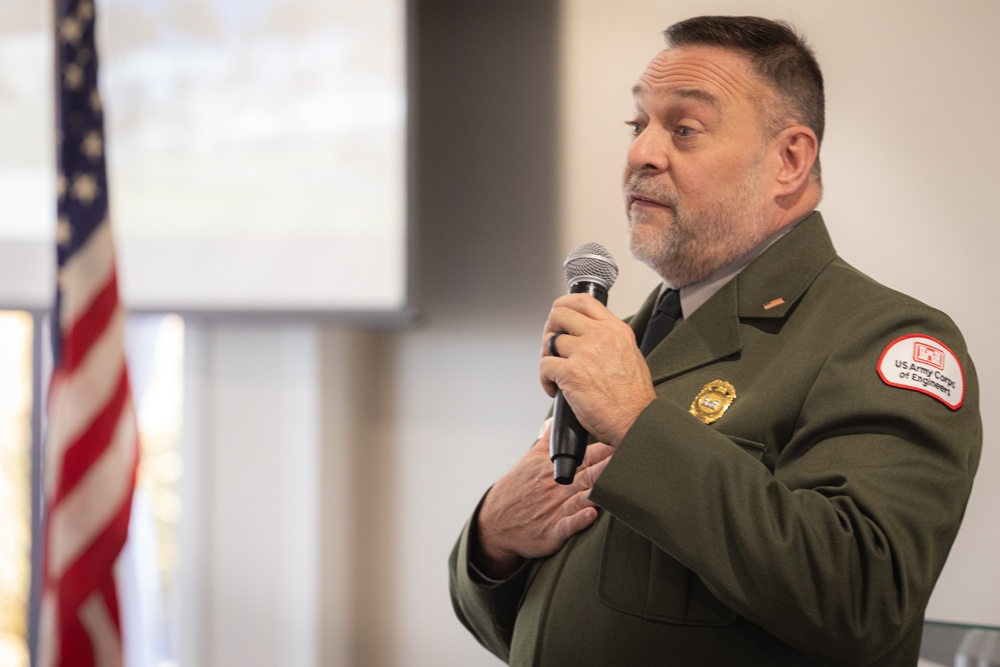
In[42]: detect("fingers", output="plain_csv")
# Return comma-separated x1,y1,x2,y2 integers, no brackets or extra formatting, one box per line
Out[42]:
539,303,655,445
575,448,613,488
542,326,578,361
542,307,638,370
480,432,612,565
582,441,615,467
551,293,617,322
540,294,629,400
554,505,599,542
547,330,570,358
540,294,615,358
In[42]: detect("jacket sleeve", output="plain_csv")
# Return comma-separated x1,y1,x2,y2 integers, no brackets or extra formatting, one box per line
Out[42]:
589,304,982,665
448,493,535,663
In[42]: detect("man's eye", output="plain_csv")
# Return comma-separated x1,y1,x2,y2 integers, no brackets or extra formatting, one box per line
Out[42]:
625,121,643,136
676,126,695,137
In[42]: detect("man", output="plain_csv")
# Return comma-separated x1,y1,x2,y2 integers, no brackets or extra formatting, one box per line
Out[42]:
449,15,981,666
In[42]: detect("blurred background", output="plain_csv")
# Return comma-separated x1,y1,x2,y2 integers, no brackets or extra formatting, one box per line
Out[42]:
1,0,998,665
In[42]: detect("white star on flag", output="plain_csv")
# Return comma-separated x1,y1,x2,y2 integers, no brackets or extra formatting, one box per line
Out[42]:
82,131,103,160
70,172,99,205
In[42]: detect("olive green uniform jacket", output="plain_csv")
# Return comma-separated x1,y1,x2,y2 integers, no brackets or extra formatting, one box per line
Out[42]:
449,212,982,666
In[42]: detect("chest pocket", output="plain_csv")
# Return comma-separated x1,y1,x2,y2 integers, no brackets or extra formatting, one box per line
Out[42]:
596,434,765,626
596,518,737,626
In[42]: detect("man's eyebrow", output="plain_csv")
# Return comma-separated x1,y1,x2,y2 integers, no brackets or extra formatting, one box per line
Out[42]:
631,85,722,111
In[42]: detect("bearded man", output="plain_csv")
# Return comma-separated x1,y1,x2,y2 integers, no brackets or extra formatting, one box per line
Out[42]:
449,15,981,666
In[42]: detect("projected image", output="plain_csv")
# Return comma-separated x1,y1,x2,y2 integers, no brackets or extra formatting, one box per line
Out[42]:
101,0,407,311
102,0,404,237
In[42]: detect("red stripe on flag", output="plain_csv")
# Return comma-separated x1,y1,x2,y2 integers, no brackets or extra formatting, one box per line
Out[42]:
59,613,96,667
61,269,119,375
53,454,136,619
53,368,130,505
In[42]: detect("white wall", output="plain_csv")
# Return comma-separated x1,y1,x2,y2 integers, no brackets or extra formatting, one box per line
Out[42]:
180,323,320,666
179,2,1000,666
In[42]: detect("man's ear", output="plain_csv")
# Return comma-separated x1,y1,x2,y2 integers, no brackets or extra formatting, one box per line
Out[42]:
772,125,819,195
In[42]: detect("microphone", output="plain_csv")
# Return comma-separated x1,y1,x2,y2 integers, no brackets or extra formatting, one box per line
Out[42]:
550,242,618,484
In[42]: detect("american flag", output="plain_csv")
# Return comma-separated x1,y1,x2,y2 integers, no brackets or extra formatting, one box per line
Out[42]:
38,0,140,665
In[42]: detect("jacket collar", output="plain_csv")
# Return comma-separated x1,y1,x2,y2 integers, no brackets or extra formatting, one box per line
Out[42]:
632,211,837,383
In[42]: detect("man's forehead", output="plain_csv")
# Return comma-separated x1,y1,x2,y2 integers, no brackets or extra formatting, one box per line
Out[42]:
632,46,761,107
631,83,723,111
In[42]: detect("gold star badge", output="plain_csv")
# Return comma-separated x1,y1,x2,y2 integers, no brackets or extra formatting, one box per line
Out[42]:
690,380,736,425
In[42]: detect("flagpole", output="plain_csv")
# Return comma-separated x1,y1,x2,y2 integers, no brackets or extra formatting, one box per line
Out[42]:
28,310,46,667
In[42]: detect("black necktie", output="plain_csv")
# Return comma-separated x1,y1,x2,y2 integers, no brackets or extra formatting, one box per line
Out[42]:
639,288,682,356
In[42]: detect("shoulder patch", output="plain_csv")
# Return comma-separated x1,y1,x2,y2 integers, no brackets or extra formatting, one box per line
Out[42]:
877,335,965,410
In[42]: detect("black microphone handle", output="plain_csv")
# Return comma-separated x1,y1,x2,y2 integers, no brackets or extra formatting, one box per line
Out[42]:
551,390,587,484
550,280,608,484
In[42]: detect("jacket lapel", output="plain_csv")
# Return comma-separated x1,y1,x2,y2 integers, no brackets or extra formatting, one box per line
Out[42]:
641,278,742,383
633,212,837,384
734,211,836,321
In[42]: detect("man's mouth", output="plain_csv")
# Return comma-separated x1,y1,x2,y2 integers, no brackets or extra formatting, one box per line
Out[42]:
628,193,672,209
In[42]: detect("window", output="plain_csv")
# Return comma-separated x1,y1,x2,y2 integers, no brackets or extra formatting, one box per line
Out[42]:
0,312,185,666
0,312,34,667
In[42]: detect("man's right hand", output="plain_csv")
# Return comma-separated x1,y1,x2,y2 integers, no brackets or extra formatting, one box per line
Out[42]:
472,419,614,580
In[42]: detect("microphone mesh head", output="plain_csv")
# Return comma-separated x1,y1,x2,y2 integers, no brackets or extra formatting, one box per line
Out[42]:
563,242,618,289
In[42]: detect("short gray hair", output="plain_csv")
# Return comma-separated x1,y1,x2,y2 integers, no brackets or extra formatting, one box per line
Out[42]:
664,16,825,182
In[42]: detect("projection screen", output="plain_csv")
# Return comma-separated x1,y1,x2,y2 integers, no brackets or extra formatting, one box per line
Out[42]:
0,0,410,318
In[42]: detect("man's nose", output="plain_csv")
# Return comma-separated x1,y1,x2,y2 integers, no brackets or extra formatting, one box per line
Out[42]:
626,126,668,173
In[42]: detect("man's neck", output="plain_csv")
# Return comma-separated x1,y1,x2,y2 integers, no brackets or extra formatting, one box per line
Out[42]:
670,211,814,318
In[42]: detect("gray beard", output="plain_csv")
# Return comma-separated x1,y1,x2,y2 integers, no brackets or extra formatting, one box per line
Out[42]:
625,168,768,287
